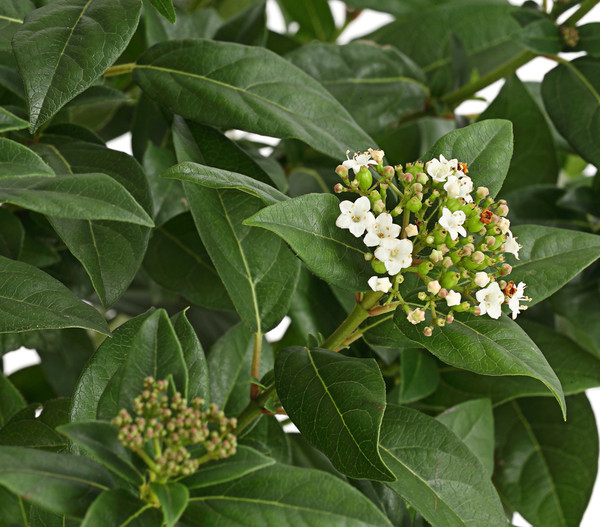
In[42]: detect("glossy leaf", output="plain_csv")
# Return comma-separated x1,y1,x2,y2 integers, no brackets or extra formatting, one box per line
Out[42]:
275,346,394,481
57,420,143,485
495,394,598,527
184,463,392,526
80,488,162,526
0,137,54,179
182,446,274,489
239,414,291,464
437,398,494,476
0,106,28,132
0,373,25,427
0,446,115,517
478,77,558,191
12,0,142,132
508,224,600,306
518,18,562,54
0,208,24,260
185,184,300,332
394,310,566,418
144,5,220,47
288,42,427,135
542,57,600,167
422,119,513,197
380,404,507,527
0,173,154,226
147,0,176,23
245,193,372,292
133,39,375,158
163,163,287,205
389,348,439,405
151,482,188,527
0,255,109,335
277,0,335,42
214,1,266,46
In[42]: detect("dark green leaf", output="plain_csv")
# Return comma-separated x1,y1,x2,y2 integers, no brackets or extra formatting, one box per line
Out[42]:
151,482,188,527
542,57,600,167
0,255,109,335
0,486,28,527
245,193,372,292
395,310,565,417
181,445,274,489
57,421,143,485
0,208,24,260
0,446,115,517
7,366,56,404
0,106,28,131
495,394,598,527
437,398,494,476
275,346,394,481
239,414,291,464
134,39,375,159
573,23,600,56
389,348,439,404
0,174,154,226
185,184,300,332
422,119,514,197
163,163,287,205
363,317,420,352
0,138,54,179
12,0,142,131
508,224,600,306
144,5,220,47
214,1,266,46
288,42,427,135
380,404,507,527
80,488,162,526
30,507,79,527
478,77,558,191
0,373,25,427
184,463,392,526
147,0,175,23
277,0,334,42
518,18,562,54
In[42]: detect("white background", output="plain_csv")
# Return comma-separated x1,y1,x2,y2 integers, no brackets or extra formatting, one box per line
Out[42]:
3,1,600,525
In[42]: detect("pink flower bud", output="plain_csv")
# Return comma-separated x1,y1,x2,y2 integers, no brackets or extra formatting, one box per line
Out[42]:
500,263,512,276
423,326,433,337
335,165,349,178
334,183,344,193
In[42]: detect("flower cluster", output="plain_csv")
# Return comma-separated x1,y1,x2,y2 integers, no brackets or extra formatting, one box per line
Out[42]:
335,151,531,334
112,377,237,480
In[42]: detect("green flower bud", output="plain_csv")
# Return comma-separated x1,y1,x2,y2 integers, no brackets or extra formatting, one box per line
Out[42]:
405,161,424,176
430,249,443,263
335,165,349,179
382,165,395,178
406,196,422,212
416,172,429,185
453,301,470,312
356,166,372,190
371,259,387,274
391,205,403,216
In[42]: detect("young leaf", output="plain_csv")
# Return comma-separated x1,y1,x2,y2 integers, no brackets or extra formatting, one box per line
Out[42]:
184,184,300,333
422,119,513,197
133,39,375,158
380,404,507,527
0,255,109,335
150,482,189,527
184,463,393,526
508,224,600,306
245,193,372,292
437,398,494,476
0,137,55,179
146,0,176,24
542,57,600,167
80,488,163,526
0,446,116,517
12,0,142,132
275,346,395,482
394,310,566,418
494,394,598,527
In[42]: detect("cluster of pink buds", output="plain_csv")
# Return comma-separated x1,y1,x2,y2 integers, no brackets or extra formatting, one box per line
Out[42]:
112,377,237,479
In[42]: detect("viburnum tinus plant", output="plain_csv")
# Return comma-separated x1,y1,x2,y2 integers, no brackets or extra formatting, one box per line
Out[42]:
2,0,600,526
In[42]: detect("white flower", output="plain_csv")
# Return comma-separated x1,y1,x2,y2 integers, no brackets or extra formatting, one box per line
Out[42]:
443,175,461,198
343,151,378,175
476,282,505,319
404,223,418,237
474,272,490,288
458,175,473,203
407,308,425,325
503,231,522,260
427,280,441,295
445,290,461,307
368,148,385,164
507,281,529,320
374,238,413,275
438,207,467,240
368,276,393,293
444,175,473,203
335,196,375,237
426,154,457,183
363,213,401,247
497,217,510,234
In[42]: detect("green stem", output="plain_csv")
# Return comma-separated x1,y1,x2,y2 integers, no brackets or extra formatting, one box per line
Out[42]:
234,384,277,436
342,313,395,347
563,0,600,26
104,62,136,77
250,331,263,400
18,497,27,527
440,51,535,107
136,448,160,473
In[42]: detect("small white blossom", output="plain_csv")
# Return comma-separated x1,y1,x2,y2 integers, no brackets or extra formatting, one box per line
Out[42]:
427,280,441,295
445,290,461,307
497,217,510,234
503,231,522,260
426,154,457,183
444,175,473,203
374,238,413,276
404,223,418,237
407,308,426,325
343,151,378,175
438,207,467,240
363,213,401,247
474,272,490,288
507,282,529,320
368,276,393,293
476,282,504,319
368,148,385,165
336,196,375,237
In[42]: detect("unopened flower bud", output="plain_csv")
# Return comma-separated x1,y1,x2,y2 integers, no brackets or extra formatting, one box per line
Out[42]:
411,183,423,193
500,263,512,276
497,203,509,216
405,223,418,237
382,165,395,178
351,179,359,188
474,272,490,287
334,183,344,193
423,326,433,337
476,187,489,200
446,314,454,324
364,252,373,261
426,235,435,245
436,318,445,327
335,165,349,179
401,173,414,185
438,288,448,298
442,256,453,268
427,280,441,294
429,249,443,263
391,205,403,216
406,196,422,212
445,290,461,306
418,291,428,301
407,308,426,325
472,251,485,264
373,199,385,213
416,172,429,185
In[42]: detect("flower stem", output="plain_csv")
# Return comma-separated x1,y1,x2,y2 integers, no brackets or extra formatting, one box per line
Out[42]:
563,0,600,26
136,448,160,473
250,331,263,400
104,62,136,77
440,51,535,108
234,383,277,436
